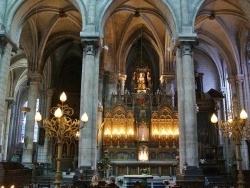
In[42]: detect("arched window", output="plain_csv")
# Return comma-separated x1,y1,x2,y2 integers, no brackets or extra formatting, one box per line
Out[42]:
21,99,39,143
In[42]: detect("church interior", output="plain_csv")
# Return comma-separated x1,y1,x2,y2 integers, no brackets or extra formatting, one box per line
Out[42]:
1,0,250,187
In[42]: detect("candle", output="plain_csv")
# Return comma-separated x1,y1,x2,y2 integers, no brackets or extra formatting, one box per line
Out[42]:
142,133,145,141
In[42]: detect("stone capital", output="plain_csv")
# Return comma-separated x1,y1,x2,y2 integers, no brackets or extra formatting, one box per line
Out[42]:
81,37,99,55
47,88,54,97
176,36,197,57
28,71,42,84
228,74,244,85
227,76,235,85
119,73,127,83
160,74,175,84
177,41,197,56
235,74,244,84
0,32,18,53
5,97,15,109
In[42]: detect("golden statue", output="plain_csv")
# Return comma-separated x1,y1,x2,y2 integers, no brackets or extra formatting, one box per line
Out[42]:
138,72,146,90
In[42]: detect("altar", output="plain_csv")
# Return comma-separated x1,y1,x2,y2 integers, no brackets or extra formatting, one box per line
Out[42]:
123,175,153,188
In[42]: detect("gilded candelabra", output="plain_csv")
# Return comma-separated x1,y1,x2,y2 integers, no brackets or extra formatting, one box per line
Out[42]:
152,128,179,148
211,109,250,188
104,127,134,148
35,92,88,188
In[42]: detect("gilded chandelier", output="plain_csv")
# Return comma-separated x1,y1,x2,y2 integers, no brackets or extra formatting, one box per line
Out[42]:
35,92,88,188
211,108,250,188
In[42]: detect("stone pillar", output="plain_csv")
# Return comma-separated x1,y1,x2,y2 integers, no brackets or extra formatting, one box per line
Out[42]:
0,0,6,28
88,0,96,25
79,38,100,168
37,89,54,163
119,74,127,95
227,76,238,113
176,41,202,180
235,75,249,170
235,74,244,112
160,75,175,95
22,72,42,165
104,72,118,108
160,74,175,107
176,47,186,173
97,69,105,164
2,98,14,161
0,40,12,161
7,102,17,160
45,89,54,162
96,102,103,171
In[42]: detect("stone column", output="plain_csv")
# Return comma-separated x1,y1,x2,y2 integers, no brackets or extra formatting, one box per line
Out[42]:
0,41,12,161
79,38,100,168
160,74,175,106
160,75,175,95
104,72,118,108
235,75,249,170
176,47,186,173
227,76,237,113
37,89,54,163
88,0,96,25
22,72,42,165
97,69,105,164
176,41,201,178
119,74,127,95
96,103,103,170
2,98,14,161
235,74,244,112
7,102,17,160
0,0,6,29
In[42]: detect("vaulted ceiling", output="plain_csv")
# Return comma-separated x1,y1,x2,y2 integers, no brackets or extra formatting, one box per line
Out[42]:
8,0,250,98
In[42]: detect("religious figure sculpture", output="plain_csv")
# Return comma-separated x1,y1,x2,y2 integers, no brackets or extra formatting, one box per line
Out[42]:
132,67,152,94
137,72,146,90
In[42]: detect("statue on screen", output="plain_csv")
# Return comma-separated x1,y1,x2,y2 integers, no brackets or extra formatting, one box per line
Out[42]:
132,67,151,93
138,72,146,90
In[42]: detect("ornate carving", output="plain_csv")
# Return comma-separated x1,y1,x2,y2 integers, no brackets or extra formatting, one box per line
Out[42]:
178,40,197,57
0,33,18,53
81,38,99,55
27,72,42,85
180,42,192,56
132,67,151,93
228,74,244,85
